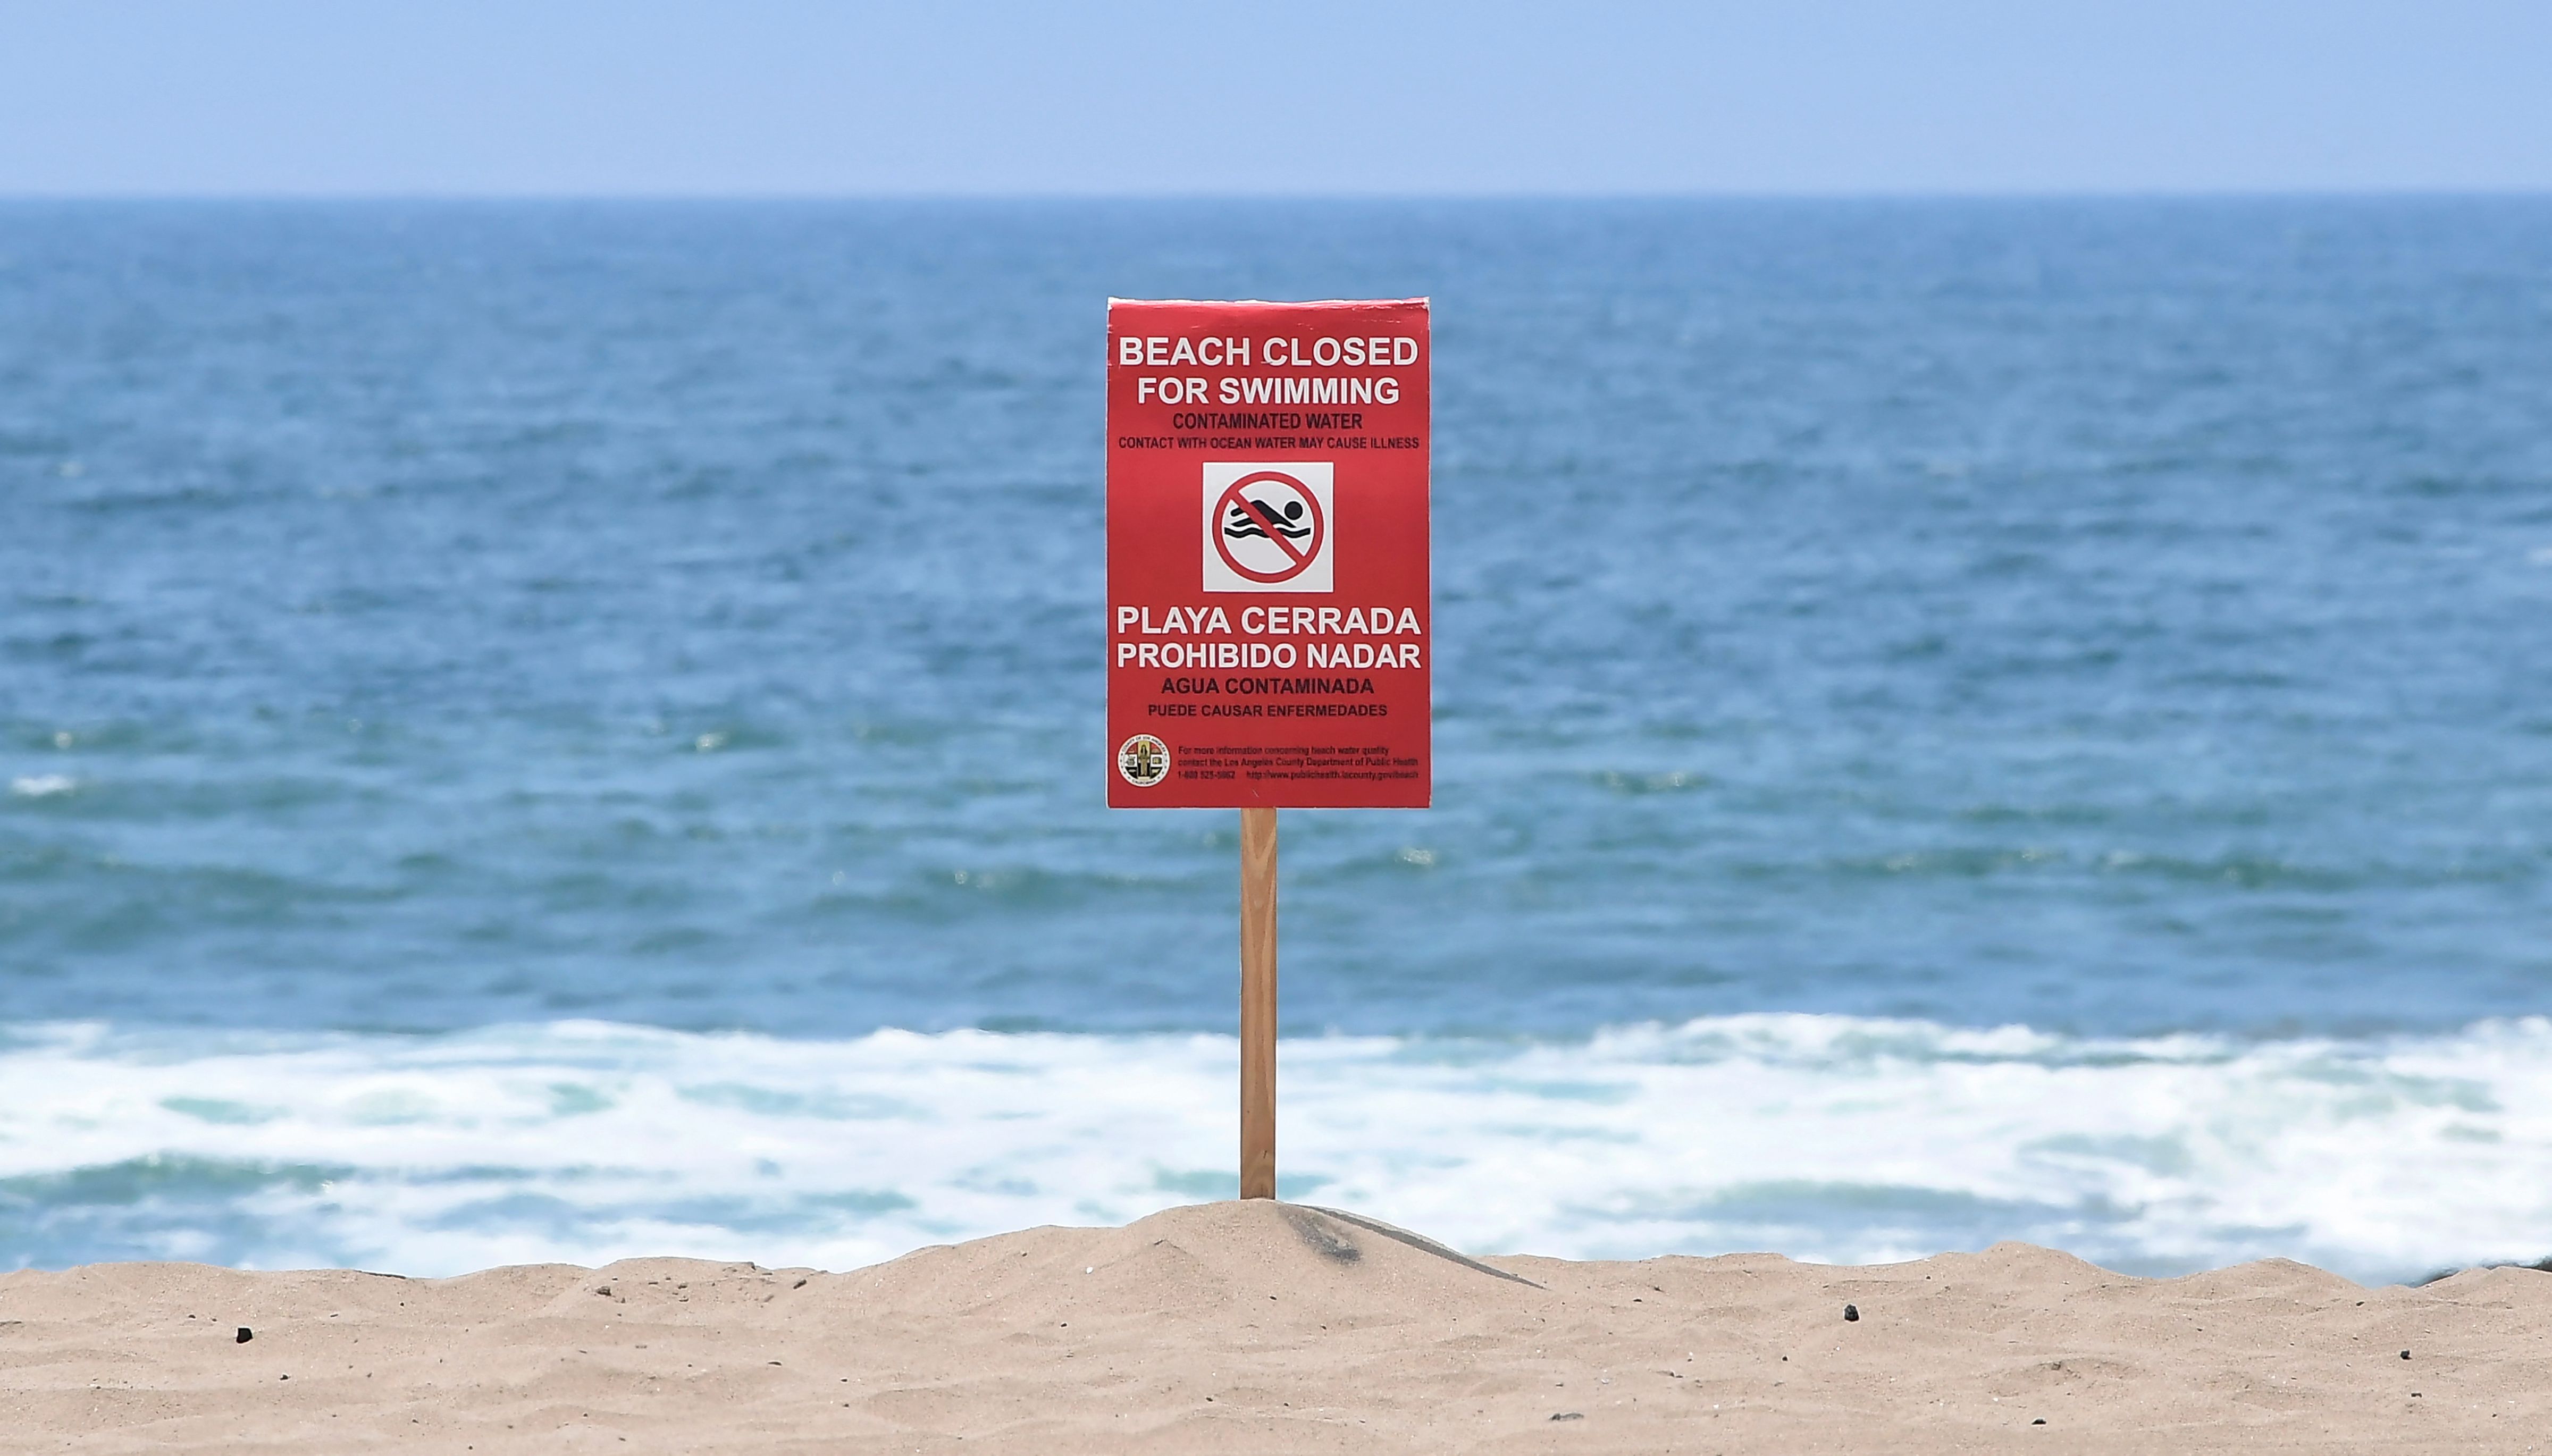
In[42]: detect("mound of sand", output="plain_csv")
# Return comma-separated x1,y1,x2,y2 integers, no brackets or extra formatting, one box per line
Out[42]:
5,1201,2547,1452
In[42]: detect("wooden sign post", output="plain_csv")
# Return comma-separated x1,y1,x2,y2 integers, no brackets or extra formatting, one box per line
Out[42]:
1105,299,1433,1200
1239,805,1278,1199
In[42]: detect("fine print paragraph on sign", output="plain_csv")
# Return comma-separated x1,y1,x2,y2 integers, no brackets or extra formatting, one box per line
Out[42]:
1106,299,1431,810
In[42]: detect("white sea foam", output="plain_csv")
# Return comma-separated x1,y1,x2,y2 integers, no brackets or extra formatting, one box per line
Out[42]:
2,1015,2547,1281
7,775,77,798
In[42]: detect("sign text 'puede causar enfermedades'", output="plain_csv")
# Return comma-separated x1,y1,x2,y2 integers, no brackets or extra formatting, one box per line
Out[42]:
1106,299,1431,809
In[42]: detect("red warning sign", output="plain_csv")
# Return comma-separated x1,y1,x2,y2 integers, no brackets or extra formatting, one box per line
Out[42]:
1106,299,1431,809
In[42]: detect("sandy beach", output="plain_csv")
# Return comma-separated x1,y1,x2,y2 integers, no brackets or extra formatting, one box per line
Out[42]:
4,1201,2546,1453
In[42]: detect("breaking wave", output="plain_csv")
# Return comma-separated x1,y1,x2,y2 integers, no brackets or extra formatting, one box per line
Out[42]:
4,1014,2548,1283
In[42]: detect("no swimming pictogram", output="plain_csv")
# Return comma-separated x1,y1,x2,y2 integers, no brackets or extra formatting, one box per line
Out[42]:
1215,472,1324,581
1202,462,1333,593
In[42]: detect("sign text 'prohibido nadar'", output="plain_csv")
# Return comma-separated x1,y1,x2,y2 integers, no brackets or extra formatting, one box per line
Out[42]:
1106,299,1431,809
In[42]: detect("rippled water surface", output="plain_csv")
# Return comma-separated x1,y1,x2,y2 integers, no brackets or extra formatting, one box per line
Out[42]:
4,200,2549,1277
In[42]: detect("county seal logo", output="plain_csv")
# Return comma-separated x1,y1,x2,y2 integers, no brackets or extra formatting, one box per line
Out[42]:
1117,734,1170,787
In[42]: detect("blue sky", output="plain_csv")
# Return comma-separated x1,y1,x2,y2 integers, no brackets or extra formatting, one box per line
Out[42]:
3,1,2546,195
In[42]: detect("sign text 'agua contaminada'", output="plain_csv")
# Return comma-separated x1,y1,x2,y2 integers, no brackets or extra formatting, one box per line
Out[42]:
1106,299,1432,809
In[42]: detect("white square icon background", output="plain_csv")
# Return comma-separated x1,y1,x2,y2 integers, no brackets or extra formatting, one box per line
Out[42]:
1201,461,1334,593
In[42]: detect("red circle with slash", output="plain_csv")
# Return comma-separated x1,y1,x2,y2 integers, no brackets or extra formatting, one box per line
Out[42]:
1212,471,1327,584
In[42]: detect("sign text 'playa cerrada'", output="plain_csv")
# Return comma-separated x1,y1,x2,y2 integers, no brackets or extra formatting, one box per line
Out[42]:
1105,298,1432,809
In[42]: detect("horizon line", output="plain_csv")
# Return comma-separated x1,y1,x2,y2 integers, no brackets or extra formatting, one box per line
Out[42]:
2,186,2549,206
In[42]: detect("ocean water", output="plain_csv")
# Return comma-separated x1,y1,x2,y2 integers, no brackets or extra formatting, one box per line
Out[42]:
4,199,2549,1283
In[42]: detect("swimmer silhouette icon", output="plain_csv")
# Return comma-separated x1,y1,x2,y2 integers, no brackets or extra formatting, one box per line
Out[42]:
1225,497,1310,540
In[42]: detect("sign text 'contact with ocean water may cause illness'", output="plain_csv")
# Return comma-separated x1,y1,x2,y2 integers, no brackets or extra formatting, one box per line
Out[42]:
1106,299,1431,809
